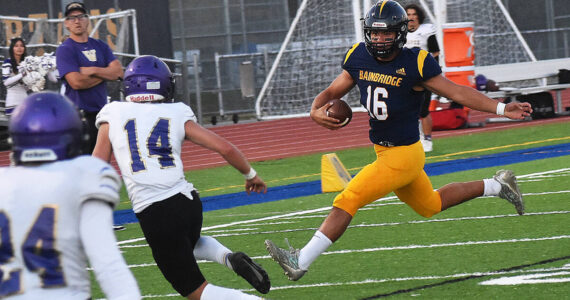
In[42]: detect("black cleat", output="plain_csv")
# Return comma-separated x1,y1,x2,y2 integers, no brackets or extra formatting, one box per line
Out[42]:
228,252,271,294
113,225,126,231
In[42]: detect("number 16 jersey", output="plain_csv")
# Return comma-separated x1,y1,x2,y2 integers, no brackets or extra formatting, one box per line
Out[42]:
342,43,441,146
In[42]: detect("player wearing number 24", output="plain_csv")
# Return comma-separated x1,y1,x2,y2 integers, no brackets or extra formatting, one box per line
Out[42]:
265,0,533,281
0,92,141,299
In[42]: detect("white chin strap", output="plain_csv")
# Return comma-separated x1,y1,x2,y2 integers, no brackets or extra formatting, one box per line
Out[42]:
126,94,165,102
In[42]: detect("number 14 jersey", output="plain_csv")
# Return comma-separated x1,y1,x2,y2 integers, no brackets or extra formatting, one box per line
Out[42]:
96,102,196,213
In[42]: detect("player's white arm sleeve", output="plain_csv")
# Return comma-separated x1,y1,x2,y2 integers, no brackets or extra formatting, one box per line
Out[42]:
3,73,23,88
79,200,141,300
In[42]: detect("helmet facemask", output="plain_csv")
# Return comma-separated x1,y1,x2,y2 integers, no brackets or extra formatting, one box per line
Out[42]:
363,1,409,59
364,29,395,58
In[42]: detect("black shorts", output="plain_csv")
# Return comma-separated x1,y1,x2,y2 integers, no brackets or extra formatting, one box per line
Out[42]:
80,110,99,154
419,90,432,118
136,191,205,297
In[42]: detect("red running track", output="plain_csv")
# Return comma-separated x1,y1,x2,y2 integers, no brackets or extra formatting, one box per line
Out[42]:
0,91,569,171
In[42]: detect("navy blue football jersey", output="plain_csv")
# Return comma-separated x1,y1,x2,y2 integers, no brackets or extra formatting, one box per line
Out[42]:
342,43,441,146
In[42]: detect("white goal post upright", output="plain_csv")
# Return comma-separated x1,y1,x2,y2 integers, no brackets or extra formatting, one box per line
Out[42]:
254,0,309,120
493,0,536,62
255,0,538,121
255,0,364,120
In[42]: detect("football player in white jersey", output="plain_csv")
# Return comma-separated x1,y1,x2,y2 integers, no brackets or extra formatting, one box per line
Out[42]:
404,3,440,152
0,92,140,299
93,55,269,300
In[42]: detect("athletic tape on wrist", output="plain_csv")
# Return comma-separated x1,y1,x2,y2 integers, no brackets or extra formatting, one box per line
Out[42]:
244,168,257,180
496,102,506,116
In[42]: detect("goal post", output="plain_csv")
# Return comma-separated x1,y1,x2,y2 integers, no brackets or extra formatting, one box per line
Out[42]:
0,10,139,102
421,0,536,67
255,0,538,120
0,9,138,57
255,0,364,120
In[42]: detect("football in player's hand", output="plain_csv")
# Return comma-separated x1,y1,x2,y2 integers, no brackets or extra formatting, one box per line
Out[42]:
326,99,352,127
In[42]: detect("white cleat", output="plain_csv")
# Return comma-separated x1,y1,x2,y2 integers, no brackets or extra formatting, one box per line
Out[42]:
494,169,524,215
264,239,306,281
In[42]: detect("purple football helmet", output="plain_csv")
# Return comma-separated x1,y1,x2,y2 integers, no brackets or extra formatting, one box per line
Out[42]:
9,92,83,165
123,55,175,102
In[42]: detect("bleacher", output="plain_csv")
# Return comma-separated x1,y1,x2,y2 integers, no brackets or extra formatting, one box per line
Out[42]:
474,58,570,115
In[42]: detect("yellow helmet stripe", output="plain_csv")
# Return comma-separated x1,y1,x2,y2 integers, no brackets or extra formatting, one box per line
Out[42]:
379,0,388,15
417,49,429,78
344,42,360,64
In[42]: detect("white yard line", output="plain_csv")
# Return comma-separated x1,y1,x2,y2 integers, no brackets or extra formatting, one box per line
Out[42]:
517,168,570,178
118,168,570,246
322,235,570,256
123,234,570,264
252,265,570,292
204,210,570,238
118,205,570,245
127,265,570,298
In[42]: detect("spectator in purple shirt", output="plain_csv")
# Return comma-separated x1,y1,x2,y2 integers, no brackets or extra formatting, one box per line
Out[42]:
56,2,123,153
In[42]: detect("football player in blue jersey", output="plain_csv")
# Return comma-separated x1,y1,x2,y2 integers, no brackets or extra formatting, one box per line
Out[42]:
265,0,532,281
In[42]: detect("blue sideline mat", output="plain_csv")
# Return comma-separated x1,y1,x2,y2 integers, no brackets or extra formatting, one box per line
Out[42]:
114,143,570,225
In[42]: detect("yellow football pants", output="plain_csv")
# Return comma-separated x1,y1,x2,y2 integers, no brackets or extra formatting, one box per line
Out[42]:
333,141,442,217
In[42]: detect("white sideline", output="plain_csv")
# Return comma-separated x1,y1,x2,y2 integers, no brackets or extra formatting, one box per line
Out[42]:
120,211,569,252
204,210,570,238
118,168,570,246
113,167,570,299
122,265,570,299
249,266,570,292
122,234,570,266
322,235,570,256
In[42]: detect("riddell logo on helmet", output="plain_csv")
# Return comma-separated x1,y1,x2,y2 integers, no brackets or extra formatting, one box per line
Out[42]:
372,22,387,28
21,149,57,162
126,94,165,102
130,95,154,101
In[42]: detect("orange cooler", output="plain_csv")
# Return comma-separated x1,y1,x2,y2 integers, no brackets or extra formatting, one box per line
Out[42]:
442,22,475,88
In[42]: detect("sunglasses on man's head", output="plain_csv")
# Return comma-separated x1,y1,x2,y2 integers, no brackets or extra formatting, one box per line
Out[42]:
65,14,88,21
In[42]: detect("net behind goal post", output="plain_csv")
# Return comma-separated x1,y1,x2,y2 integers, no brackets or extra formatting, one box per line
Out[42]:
255,0,535,120
0,10,138,100
0,10,138,57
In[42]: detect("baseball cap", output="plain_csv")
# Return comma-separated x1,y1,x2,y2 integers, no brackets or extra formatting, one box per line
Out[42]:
65,2,87,17
475,74,488,91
